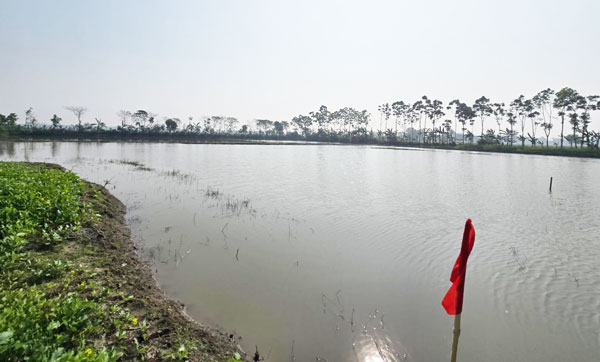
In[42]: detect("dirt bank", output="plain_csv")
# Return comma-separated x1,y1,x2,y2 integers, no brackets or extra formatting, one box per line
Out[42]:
61,165,246,360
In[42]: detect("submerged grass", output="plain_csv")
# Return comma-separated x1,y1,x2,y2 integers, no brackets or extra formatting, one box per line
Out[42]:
0,162,244,361
106,159,154,172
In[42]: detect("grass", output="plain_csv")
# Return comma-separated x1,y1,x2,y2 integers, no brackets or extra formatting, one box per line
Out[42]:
0,162,245,361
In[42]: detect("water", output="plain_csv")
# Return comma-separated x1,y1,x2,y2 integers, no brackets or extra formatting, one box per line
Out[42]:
2,141,599,361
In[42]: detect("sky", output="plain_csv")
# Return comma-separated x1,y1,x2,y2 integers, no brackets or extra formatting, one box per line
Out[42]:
1,0,599,130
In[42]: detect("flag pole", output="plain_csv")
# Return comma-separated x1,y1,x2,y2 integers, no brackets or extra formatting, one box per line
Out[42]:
450,313,461,362
442,219,474,362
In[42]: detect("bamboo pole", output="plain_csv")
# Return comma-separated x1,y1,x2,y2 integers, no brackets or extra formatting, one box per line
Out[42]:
450,314,462,362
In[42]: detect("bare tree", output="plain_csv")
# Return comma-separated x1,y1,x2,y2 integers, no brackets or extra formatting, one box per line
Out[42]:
117,110,131,129
94,117,105,132
65,106,88,131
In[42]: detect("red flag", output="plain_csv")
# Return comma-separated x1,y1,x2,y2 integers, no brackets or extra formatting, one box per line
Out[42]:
442,219,475,315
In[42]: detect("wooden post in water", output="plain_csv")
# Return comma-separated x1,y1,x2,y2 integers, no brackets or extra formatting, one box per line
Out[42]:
450,314,461,362
549,177,553,192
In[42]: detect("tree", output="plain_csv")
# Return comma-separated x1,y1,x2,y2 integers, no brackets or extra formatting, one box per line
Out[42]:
533,88,555,147
553,87,579,148
210,116,225,133
578,95,599,147
473,96,492,137
309,106,331,133
412,99,426,143
448,99,461,142
117,110,131,128
511,96,529,147
131,110,152,130
65,106,87,131
203,117,213,133
455,102,475,144
165,118,178,132
224,117,238,132
541,120,553,147
568,110,580,148
589,131,600,148
355,109,371,133
492,103,505,136
50,114,62,129
479,129,500,145
526,108,540,146
336,108,352,134
0,113,18,127
383,104,391,131
291,115,312,136
377,103,391,133
25,107,37,128
505,108,518,145
427,99,444,143
273,121,289,136
442,119,453,143
465,130,474,143
391,101,409,136
405,106,419,142
255,119,274,134
94,117,105,132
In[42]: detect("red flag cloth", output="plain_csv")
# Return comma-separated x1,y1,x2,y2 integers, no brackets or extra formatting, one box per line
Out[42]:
442,219,475,315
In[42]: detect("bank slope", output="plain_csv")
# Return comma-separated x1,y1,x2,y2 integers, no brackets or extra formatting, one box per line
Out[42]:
0,162,245,361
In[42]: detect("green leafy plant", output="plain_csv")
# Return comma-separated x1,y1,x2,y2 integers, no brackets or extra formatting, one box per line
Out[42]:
227,352,244,362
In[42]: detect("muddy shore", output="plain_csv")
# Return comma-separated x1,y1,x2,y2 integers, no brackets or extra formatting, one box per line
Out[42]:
59,163,247,361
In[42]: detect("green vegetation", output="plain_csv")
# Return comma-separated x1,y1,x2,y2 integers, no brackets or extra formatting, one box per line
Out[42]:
2,86,599,157
0,162,242,361
0,162,120,361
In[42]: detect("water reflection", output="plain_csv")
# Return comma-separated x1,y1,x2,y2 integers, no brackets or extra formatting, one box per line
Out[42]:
0,141,15,156
354,333,408,362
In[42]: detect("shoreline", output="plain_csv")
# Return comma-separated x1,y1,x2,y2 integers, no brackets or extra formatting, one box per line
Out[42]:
3,136,600,159
82,173,247,361
0,162,246,361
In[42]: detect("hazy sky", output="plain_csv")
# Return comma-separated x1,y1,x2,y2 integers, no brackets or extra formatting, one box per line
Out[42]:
1,0,599,129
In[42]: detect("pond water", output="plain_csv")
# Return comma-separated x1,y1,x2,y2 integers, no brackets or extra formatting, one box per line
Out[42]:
2,141,599,361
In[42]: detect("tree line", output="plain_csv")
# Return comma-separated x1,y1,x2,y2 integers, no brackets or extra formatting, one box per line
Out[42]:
369,87,599,148
1,87,599,149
